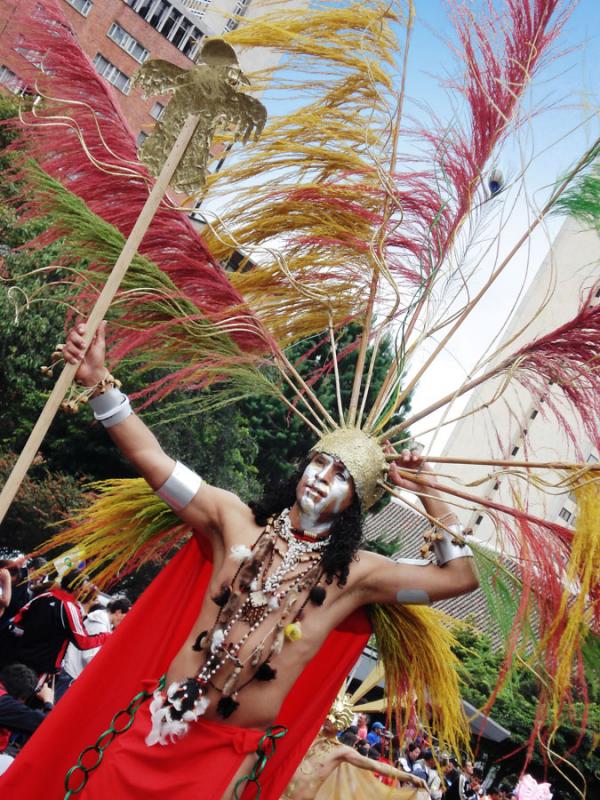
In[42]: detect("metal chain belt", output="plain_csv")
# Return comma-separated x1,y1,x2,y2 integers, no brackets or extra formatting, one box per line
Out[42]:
234,724,288,799
63,675,166,799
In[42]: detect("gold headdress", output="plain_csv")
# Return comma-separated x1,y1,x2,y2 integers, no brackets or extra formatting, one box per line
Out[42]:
326,689,355,732
311,429,388,511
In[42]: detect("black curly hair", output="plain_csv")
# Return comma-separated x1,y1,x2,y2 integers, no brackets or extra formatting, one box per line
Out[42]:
0,663,38,701
249,463,364,587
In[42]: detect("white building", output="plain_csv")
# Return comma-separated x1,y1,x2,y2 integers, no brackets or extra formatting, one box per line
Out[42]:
439,216,600,548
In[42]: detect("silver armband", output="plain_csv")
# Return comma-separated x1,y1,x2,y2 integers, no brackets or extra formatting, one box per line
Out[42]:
156,461,203,511
89,388,132,428
395,559,432,605
433,523,473,566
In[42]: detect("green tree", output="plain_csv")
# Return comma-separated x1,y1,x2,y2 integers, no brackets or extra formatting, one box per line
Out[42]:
0,453,87,558
240,323,412,491
452,624,600,800
0,93,261,557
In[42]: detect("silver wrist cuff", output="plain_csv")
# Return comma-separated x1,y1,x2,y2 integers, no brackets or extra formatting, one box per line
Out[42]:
433,523,473,565
89,388,133,429
156,461,203,512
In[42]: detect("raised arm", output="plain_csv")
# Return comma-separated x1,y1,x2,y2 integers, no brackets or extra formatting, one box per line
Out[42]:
357,450,478,605
0,568,11,615
337,746,428,789
62,321,240,534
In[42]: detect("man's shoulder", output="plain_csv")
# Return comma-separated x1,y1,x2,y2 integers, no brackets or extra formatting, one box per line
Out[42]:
347,548,393,585
218,493,265,542
86,609,110,626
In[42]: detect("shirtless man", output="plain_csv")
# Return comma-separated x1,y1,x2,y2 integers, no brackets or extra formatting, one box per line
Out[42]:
53,320,478,799
283,715,428,800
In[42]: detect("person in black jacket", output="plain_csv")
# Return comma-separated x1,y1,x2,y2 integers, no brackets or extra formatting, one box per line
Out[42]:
0,663,54,772
0,571,110,678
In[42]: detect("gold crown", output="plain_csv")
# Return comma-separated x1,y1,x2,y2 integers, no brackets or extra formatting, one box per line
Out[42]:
326,690,355,731
312,428,388,511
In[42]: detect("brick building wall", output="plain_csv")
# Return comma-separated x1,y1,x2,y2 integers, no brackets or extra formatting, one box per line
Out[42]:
0,0,211,141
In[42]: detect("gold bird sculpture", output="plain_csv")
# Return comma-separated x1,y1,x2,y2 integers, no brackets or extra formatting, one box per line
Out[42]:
132,38,267,194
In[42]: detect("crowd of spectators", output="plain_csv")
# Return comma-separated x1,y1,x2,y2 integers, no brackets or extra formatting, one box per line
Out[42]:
337,714,519,799
0,557,130,774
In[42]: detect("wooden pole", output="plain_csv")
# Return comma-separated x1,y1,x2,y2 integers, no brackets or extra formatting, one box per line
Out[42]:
385,454,600,471
0,113,200,526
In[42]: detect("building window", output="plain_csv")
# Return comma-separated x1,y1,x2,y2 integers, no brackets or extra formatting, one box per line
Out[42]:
14,35,44,69
93,53,131,95
158,7,180,37
150,101,164,120
170,17,191,48
184,1,209,20
182,31,203,60
225,0,251,32
492,481,500,491
107,23,150,64
511,445,519,456
65,0,93,16
558,507,572,523
0,65,25,94
136,130,148,146
475,515,483,526
124,0,206,60
530,409,538,419
147,0,169,26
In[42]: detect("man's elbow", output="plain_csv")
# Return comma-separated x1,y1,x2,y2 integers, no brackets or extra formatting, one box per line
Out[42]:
459,560,479,594
446,558,479,597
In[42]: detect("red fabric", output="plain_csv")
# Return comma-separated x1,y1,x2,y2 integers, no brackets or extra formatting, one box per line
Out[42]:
80,688,264,800
0,532,370,798
377,757,395,785
0,685,9,752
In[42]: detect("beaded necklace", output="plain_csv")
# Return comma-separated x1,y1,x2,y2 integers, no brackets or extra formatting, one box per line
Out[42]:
146,508,329,746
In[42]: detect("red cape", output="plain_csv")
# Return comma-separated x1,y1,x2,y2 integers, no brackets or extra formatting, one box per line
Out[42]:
1,533,370,799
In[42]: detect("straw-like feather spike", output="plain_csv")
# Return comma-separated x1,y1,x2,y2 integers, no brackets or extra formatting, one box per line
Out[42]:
378,286,600,452
6,1,268,355
33,479,190,589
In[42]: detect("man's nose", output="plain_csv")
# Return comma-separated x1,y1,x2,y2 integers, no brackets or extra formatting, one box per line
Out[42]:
316,462,334,482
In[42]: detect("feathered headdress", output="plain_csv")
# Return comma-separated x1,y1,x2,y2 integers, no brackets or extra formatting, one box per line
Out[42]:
3,0,600,773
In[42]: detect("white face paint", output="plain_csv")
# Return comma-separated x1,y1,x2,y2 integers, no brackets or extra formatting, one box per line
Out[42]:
295,453,353,532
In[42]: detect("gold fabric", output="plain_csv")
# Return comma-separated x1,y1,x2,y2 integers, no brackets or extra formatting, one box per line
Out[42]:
316,763,426,800
313,428,387,510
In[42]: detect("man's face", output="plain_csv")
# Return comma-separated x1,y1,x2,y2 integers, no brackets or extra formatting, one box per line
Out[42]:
322,718,340,737
110,610,127,629
464,761,474,775
296,453,354,522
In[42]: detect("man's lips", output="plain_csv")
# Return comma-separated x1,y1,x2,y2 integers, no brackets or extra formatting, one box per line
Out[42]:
306,483,327,499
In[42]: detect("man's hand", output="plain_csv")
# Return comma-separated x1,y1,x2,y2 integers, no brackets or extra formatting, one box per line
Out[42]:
62,320,108,387
36,682,54,706
386,445,438,495
410,775,428,790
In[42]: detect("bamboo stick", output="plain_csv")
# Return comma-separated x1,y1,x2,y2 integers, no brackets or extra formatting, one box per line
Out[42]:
346,2,415,428
389,468,570,532
385,454,600,471
0,113,201,526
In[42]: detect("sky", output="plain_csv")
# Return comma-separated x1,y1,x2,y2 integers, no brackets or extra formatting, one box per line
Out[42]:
401,0,600,452
203,0,600,453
